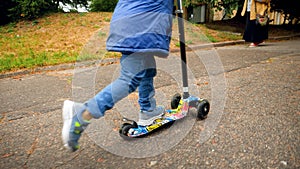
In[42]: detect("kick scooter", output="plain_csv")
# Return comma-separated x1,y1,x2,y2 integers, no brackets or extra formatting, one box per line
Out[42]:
119,0,210,138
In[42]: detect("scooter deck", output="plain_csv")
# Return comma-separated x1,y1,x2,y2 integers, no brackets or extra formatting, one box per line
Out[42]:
119,95,209,138
124,100,189,138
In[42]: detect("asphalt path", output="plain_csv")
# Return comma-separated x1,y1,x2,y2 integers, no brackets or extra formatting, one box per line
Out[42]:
0,39,299,168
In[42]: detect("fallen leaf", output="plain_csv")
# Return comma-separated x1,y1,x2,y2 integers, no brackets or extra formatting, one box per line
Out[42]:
2,153,13,158
97,157,105,163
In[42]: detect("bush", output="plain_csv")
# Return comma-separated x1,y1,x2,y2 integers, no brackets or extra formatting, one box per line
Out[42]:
90,0,118,12
0,0,89,25
0,0,18,25
10,0,56,21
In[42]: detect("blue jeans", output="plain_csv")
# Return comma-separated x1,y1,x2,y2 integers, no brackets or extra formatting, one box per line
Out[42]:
82,53,157,119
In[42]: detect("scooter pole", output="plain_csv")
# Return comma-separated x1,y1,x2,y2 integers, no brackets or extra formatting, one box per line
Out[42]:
176,0,189,99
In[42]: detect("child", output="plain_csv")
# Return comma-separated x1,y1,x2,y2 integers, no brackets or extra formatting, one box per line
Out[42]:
62,0,174,152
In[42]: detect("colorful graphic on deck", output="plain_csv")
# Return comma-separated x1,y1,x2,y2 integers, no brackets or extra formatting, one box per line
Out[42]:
127,99,191,137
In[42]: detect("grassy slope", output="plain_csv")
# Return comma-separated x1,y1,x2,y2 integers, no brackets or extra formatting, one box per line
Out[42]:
0,12,243,73
0,12,112,72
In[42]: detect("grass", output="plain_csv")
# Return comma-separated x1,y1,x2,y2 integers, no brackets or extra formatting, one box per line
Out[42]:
0,12,113,73
196,24,242,42
0,12,245,73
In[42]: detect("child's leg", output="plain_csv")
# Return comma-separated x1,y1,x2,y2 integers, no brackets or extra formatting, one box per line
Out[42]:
85,53,157,118
62,52,157,151
138,76,156,111
136,55,165,126
137,75,165,126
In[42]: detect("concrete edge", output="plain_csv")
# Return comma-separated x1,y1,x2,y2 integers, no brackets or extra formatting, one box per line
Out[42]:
1,34,299,79
0,58,119,79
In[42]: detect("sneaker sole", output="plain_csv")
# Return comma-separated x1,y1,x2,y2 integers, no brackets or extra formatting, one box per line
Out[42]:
62,100,74,150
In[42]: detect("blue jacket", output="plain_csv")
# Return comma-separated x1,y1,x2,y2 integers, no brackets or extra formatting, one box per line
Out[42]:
106,0,174,57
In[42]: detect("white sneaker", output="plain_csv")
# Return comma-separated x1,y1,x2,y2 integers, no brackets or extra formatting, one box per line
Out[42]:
62,100,75,149
137,106,165,126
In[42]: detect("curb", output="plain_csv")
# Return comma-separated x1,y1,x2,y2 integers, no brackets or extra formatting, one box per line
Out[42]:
1,34,299,79
176,33,300,52
0,58,119,79
268,33,300,40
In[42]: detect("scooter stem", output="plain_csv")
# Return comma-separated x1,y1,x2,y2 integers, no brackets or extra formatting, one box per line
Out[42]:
176,0,189,99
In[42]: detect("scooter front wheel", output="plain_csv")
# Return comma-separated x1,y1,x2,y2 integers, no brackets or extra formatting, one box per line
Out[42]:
197,99,210,120
171,93,182,109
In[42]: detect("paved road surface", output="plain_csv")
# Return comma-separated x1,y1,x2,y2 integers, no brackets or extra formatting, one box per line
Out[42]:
0,39,299,168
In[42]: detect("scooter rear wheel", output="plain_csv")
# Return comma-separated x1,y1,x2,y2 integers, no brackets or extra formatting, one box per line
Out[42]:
119,123,135,136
